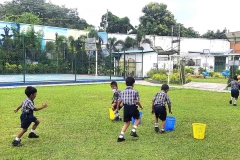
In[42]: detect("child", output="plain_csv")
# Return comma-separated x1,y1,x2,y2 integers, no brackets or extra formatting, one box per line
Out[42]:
12,86,48,147
229,75,240,106
152,84,172,133
110,81,122,121
117,77,143,142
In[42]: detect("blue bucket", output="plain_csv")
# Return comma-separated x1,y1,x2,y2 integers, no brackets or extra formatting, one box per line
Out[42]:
165,116,176,131
132,112,143,124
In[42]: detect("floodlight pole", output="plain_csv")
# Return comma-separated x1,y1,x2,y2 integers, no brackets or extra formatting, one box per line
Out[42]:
95,48,98,76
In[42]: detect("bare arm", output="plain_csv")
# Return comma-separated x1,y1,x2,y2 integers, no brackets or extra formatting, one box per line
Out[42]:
14,104,22,113
34,103,48,111
151,102,154,114
168,104,172,114
136,100,143,109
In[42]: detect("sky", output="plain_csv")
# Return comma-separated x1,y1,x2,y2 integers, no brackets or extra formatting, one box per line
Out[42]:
1,0,240,34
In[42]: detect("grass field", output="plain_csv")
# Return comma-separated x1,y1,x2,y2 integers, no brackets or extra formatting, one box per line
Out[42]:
191,77,228,84
1,83,240,160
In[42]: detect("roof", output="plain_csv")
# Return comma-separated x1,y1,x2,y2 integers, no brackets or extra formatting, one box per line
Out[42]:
112,49,155,54
225,32,240,42
151,46,178,55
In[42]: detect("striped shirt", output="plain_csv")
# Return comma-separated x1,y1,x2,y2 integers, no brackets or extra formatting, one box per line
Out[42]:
112,89,121,103
22,98,36,113
152,91,171,106
231,80,240,90
119,86,140,105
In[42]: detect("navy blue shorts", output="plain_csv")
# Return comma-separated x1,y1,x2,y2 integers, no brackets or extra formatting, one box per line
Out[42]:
20,112,37,129
154,105,167,121
123,105,140,122
231,89,239,98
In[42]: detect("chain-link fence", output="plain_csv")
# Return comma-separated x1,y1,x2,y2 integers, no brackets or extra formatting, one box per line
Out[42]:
0,36,144,85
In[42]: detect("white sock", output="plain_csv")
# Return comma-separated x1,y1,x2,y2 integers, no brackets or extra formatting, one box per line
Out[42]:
132,125,138,132
114,111,118,117
161,128,165,131
234,100,237,104
231,97,233,100
31,129,35,133
155,123,158,127
119,131,124,138
116,113,120,118
15,137,20,141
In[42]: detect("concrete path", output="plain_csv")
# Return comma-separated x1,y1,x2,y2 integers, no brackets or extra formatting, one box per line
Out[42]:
135,81,229,92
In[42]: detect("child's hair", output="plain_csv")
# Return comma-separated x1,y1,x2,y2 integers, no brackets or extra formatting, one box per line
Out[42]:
161,84,169,91
25,86,37,97
126,77,135,86
234,75,238,81
110,81,118,87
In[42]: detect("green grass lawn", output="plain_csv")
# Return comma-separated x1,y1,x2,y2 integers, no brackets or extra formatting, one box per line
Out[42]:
191,77,228,84
1,83,240,160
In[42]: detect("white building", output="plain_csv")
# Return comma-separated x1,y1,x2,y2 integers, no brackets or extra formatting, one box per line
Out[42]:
109,33,230,76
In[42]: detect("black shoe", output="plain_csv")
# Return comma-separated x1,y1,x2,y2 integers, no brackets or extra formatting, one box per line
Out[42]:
229,100,232,104
112,117,120,121
233,104,237,106
119,117,122,121
117,137,125,142
130,131,138,137
12,139,23,147
155,127,159,133
160,130,165,134
28,132,39,138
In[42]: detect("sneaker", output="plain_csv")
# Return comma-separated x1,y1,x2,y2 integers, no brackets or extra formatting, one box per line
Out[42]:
155,127,159,133
28,132,39,138
12,139,23,147
117,137,125,142
119,117,122,121
112,117,120,121
233,104,237,106
160,130,165,134
130,131,138,137
229,100,232,104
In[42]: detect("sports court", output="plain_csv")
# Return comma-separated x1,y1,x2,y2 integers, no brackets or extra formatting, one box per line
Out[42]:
0,74,125,87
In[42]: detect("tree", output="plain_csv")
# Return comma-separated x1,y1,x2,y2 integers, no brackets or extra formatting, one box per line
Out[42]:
139,2,176,36
177,23,200,38
4,12,42,24
201,28,227,39
100,11,134,34
0,0,91,29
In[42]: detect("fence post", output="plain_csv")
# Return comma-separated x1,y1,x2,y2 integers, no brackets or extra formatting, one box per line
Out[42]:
23,35,26,83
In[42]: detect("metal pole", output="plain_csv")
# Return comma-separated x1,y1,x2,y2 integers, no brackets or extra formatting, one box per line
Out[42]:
171,25,173,50
110,48,112,80
23,35,26,83
95,49,98,76
124,49,126,79
73,41,76,81
141,50,143,78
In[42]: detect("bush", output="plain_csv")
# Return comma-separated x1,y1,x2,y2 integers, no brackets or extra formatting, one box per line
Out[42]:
186,77,192,83
213,72,223,78
152,74,167,82
5,62,18,74
185,67,194,74
170,73,179,83
209,71,214,77
147,69,156,77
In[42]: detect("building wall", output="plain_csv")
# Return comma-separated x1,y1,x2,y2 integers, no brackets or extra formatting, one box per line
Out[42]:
230,42,240,53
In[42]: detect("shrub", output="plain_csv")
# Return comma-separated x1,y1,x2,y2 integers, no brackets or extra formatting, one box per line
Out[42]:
213,72,222,78
186,77,192,83
170,73,179,83
209,71,214,77
185,67,194,74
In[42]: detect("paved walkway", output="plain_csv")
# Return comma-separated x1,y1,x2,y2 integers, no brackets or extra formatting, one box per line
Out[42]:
135,81,229,92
